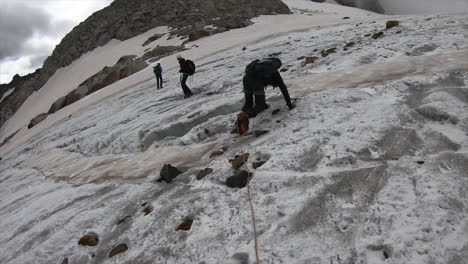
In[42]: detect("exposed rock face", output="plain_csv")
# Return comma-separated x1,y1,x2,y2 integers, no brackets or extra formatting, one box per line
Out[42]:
0,70,41,130
0,0,290,130
28,113,48,129
310,0,384,13
47,55,147,115
141,46,185,62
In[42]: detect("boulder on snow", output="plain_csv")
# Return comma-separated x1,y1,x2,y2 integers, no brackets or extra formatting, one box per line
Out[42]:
159,164,183,183
229,153,250,169
386,20,400,29
210,150,225,158
344,41,356,51
28,113,48,129
320,48,336,57
252,161,267,169
143,205,153,215
116,215,132,225
109,243,128,258
78,233,99,246
196,168,213,180
176,218,193,231
372,32,384,39
226,170,253,188
304,56,318,65
272,108,281,115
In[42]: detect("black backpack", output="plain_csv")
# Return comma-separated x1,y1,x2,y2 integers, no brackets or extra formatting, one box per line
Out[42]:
186,60,196,75
245,58,282,79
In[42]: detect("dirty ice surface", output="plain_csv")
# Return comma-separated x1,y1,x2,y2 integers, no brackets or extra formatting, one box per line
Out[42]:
1,2,468,264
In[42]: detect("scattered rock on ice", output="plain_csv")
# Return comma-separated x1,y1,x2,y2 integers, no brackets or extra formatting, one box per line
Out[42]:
386,20,400,29
372,31,384,39
304,56,318,65
321,48,337,57
226,170,253,188
252,161,267,169
143,205,153,215
344,41,356,51
109,243,128,258
272,108,281,115
230,153,250,169
230,252,249,264
159,164,183,183
176,218,194,231
196,168,213,180
78,233,99,246
116,215,132,225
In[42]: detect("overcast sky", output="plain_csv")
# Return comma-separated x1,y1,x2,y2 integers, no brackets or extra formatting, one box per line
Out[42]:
0,0,113,84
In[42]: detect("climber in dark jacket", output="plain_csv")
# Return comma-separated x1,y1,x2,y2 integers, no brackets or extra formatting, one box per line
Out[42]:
242,58,295,117
153,63,163,89
177,55,193,98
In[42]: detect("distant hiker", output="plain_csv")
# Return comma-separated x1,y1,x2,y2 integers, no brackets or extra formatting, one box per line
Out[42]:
242,57,295,117
153,63,163,89
177,55,195,98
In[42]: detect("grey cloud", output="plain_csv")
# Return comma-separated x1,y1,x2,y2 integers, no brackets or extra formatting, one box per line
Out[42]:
30,54,49,69
0,2,51,60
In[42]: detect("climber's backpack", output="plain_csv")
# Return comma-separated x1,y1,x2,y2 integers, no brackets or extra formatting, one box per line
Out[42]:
186,60,196,75
233,112,250,135
245,57,282,80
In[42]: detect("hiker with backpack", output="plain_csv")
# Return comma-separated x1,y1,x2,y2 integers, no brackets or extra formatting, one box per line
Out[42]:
153,62,163,89
242,57,295,117
176,55,195,98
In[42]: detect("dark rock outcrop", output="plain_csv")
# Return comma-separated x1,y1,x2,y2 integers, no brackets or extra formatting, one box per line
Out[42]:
159,164,183,183
386,20,400,29
28,113,48,129
230,153,250,169
196,168,213,180
78,233,99,246
252,161,267,169
47,55,147,115
109,244,128,258
226,170,253,188
304,56,318,65
176,218,194,231
141,46,185,62
372,32,384,39
143,34,165,46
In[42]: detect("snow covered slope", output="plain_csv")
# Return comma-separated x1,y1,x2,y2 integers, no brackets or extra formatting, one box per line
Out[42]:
0,1,467,263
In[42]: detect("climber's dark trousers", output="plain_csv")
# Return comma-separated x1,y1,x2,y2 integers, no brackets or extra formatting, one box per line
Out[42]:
242,91,268,117
180,74,193,96
155,73,162,89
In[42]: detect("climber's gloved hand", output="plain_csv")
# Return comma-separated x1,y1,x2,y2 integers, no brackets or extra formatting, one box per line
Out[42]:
287,102,296,110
